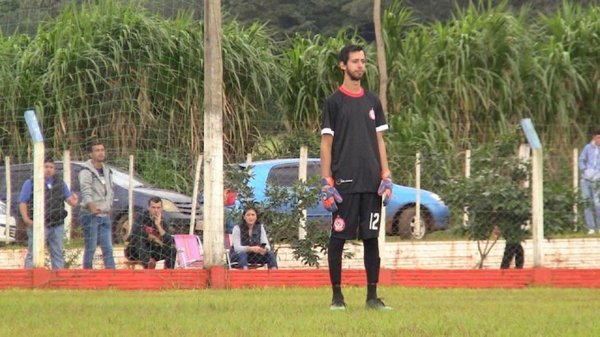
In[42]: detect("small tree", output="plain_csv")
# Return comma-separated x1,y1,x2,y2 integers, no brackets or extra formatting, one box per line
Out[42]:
543,177,585,236
226,165,350,267
443,134,531,268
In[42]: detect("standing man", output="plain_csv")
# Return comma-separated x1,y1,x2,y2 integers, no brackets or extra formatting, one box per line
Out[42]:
496,225,526,269
20,156,78,269
78,139,115,269
125,197,177,269
579,129,600,234
320,44,393,310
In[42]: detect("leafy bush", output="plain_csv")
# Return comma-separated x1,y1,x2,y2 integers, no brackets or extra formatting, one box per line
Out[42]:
544,180,584,236
225,165,336,267
441,134,530,267
443,133,529,237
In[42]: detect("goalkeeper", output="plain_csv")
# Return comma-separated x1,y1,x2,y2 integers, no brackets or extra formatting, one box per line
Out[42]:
320,44,393,311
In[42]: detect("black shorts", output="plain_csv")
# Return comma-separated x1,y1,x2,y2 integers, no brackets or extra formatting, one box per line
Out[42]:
330,193,382,240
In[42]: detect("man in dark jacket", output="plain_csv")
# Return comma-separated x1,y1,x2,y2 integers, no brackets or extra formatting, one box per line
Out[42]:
19,156,78,269
125,197,177,269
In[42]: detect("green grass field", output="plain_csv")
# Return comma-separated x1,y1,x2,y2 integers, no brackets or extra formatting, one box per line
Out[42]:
1,286,599,337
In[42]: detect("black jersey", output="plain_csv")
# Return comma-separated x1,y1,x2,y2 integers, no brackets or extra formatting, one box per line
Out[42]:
321,86,388,194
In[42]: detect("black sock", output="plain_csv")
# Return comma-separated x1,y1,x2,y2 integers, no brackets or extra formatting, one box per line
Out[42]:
363,238,380,284
332,284,343,300
328,237,345,286
367,283,377,300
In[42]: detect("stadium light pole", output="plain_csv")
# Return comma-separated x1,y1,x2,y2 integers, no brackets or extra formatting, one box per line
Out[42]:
203,0,225,267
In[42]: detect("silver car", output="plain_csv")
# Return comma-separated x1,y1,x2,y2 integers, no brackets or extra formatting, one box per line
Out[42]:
0,200,16,243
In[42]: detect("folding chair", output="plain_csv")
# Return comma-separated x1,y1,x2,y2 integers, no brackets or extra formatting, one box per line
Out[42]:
173,234,204,269
224,233,237,269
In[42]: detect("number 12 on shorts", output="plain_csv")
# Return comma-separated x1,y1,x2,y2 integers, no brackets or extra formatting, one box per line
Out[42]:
369,212,380,230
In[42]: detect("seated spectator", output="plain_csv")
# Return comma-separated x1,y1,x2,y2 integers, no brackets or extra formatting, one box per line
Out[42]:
229,206,278,270
125,197,177,269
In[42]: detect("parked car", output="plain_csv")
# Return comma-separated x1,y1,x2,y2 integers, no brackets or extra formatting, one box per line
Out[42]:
230,158,450,240
0,161,202,243
0,200,16,243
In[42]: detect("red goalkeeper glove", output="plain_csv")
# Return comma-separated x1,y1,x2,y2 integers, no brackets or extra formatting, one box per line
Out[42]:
377,171,393,206
321,177,343,213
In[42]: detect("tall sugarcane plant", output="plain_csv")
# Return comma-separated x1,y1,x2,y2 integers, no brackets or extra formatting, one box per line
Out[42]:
278,31,377,132
0,0,599,193
0,0,279,166
382,1,599,185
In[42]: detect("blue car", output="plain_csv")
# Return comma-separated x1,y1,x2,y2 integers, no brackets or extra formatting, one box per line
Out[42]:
233,158,449,240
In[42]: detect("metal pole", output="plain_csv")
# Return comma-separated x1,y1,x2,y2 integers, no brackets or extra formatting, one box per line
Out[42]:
25,110,45,268
298,146,308,240
32,143,44,267
462,149,470,227
415,152,421,238
4,156,11,244
573,148,579,230
521,118,544,267
531,148,544,267
190,154,203,235
246,153,253,173
378,183,387,265
63,150,72,241
127,155,134,241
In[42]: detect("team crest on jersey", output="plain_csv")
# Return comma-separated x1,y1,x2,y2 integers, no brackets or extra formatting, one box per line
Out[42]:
368,108,375,120
333,216,346,232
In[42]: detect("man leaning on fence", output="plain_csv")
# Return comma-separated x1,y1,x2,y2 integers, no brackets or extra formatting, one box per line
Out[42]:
579,129,600,235
20,156,78,269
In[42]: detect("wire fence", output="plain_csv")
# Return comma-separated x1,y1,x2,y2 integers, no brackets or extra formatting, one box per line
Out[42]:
1,143,598,270
1,0,599,271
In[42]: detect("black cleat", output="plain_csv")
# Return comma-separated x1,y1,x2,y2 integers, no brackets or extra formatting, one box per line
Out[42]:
366,298,393,310
330,297,347,311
